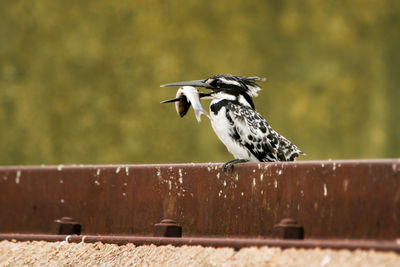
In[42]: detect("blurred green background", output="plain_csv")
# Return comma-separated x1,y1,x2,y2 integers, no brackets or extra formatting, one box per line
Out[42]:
0,0,399,165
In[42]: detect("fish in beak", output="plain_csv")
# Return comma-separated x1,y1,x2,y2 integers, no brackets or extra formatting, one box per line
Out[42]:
160,86,210,122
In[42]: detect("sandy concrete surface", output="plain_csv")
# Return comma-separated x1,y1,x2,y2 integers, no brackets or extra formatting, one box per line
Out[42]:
0,240,399,266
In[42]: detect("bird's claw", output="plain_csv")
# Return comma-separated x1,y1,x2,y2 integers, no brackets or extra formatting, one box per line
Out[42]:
222,161,235,174
221,159,249,174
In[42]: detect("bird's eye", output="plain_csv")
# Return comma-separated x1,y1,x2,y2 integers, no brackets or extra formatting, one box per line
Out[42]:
210,80,220,88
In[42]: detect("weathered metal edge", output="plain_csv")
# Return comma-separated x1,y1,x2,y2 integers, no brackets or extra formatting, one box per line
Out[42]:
1,234,399,253
1,158,399,170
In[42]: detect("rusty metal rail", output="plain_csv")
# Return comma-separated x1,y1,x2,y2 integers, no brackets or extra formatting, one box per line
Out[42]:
1,234,399,253
1,160,400,251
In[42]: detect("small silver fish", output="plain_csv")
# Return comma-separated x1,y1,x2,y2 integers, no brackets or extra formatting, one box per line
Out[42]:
161,86,210,122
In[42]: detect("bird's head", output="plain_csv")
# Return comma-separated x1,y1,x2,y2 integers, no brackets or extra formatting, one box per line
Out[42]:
161,74,266,109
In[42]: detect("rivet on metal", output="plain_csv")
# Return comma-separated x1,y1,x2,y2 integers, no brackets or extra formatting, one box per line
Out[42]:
154,219,182,237
54,217,82,235
273,218,304,239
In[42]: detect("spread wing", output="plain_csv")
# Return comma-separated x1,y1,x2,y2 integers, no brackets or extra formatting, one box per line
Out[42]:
226,103,303,162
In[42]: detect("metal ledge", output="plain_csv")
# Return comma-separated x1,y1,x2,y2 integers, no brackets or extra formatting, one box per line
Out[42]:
0,234,399,253
1,160,399,239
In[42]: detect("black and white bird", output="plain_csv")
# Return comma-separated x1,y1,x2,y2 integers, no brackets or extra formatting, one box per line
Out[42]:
161,74,304,171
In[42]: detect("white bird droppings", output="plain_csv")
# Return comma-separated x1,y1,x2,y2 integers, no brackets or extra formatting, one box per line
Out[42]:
96,169,101,176
125,167,129,176
393,163,398,172
343,179,349,192
323,184,328,197
57,165,63,171
94,180,100,186
15,171,21,184
168,180,172,191
274,179,278,188
277,170,282,175
216,173,220,180
178,169,183,184
260,173,264,182
115,167,121,174
60,199,65,204
223,180,227,187
252,178,256,186
235,174,239,181
241,192,244,196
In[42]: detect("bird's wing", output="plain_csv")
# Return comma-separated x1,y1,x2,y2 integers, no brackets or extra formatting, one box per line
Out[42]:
226,103,302,162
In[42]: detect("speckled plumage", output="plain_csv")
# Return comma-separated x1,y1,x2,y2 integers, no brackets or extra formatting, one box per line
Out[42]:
206,74,304,163
213,100,302,162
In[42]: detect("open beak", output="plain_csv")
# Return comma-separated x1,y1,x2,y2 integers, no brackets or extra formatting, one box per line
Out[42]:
160,92,212,104
160,86,211,122
160,80,215,89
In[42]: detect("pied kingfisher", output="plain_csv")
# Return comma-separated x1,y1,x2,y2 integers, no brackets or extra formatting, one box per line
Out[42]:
161,74,304,171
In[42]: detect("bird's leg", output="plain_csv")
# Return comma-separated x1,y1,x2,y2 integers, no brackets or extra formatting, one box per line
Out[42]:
222,159,249,173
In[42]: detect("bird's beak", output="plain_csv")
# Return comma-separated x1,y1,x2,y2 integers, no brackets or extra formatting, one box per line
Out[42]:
160,80,215,89
160,97,185,104
160,92,212,104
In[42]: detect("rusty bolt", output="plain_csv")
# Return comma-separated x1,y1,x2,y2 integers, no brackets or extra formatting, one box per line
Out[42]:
273,218,304,239
154,219,182,237
54,217,82,235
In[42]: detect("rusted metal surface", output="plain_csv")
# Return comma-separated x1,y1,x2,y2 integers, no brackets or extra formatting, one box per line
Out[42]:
0,160,399,240
54,217,81,235
1,234,400,253
154,219,182,237
273,218,304,239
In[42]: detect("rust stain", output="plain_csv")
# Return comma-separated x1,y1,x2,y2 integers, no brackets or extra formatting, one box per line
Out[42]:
0,160,399,239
